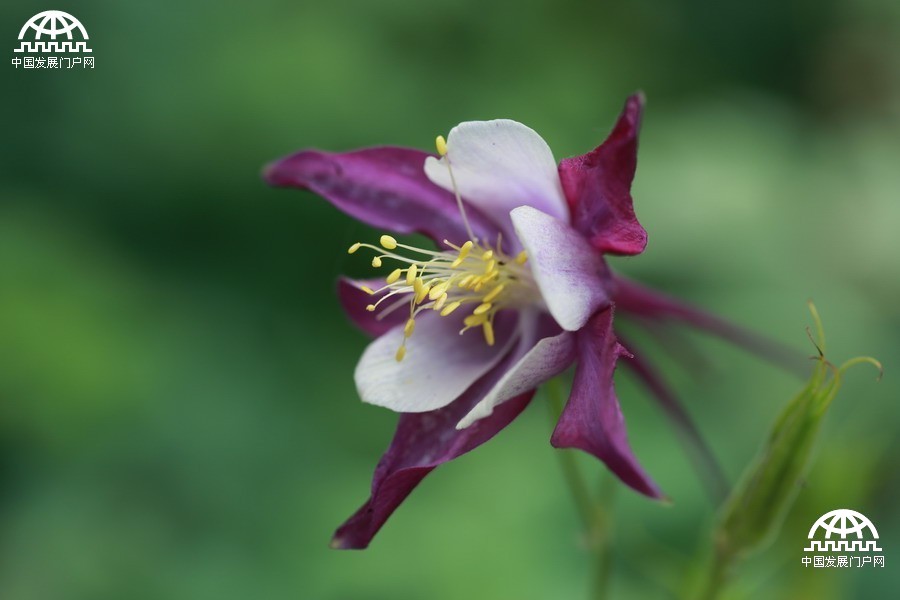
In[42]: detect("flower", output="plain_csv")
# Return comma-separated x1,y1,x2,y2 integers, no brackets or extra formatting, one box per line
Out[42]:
265,94,795,549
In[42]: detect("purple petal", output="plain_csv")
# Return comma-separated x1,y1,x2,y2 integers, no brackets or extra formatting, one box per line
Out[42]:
616,333,729,503
558,94,647,256
264,146,497,245
332,347,535,549
550,306,663,499
337,277,407,337
510,206,612,331
613,276,806,375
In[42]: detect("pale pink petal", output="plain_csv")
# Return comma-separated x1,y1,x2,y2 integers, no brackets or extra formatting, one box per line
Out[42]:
511,205,612,331
354,312,516,413
424,120,568,233
457,327,576,429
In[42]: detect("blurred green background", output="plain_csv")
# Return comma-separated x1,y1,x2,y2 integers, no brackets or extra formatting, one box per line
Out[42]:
1,0,898,598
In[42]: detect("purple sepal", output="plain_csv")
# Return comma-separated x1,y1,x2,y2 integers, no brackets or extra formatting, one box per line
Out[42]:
331,351,535,549
613,276,806,375
558,94,648,256
264,146,496,246
616,333,729,503
550,306,663,499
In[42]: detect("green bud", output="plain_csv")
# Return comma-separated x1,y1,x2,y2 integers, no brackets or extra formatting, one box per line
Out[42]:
714,302,881,560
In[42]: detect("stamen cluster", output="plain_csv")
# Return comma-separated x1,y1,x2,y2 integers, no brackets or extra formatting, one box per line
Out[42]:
348,234,532,361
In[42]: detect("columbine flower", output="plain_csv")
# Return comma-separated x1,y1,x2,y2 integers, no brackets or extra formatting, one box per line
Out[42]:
265,94,792,549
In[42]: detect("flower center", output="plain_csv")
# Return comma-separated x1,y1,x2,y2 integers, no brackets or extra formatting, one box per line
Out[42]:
348,234,536,361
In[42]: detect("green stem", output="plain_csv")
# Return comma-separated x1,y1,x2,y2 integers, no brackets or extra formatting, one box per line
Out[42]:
546,377,614,600
591,476,616,600
698,543,737,600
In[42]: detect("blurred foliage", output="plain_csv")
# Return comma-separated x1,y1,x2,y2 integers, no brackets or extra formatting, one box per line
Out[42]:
1,0,898,598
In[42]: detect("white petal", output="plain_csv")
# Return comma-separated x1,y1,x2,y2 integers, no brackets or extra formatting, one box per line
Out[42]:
511,205,611,331
354,312,511,413
456,330,576,429
424,120,569,231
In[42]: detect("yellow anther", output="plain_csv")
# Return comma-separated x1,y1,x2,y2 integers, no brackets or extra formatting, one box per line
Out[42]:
415,284,431,304
458,275,474,288
435,135,448,156
515,250,528,265
371,256,383,268
429,281,450,300
395,346,406,362
404,318,416,338
483,284,505,303
386,269,402,284
483,321,495,346
360,285,376,295
451,241,474,268
380,235,398,250
484,259,496,274
481,250,494,261
464,314,488,327
365,304,376,312
473,302,492,315
406,264,418,285
348,242,361,254
433,293,448,311
440,301,461,316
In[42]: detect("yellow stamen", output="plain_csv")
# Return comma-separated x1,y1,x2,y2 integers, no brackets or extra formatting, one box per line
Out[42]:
415,283,431,305
429,281,450,300
515,250,528,265
450,241,474,268
433,293,448,311
483,321,495,346
386,269,402,284
440,301,461,316
473,302,492,315
435,135,448,156
345,231,537,359
483,284,505,303
464,314,488,327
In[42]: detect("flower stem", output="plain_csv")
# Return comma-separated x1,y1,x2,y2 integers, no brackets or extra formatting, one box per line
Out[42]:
698,544,736,600
546,377,615,600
